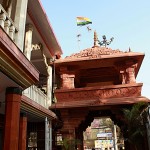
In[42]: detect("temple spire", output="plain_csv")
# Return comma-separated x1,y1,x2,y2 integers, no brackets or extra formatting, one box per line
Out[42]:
93,30,99,47
129,47,131,52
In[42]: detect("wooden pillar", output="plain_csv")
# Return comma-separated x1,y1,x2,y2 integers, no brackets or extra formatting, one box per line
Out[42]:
60,67,75,89
126,65,136,83
116,61,137,84
125,61,137,84
19,113,27,150
3,87,22,150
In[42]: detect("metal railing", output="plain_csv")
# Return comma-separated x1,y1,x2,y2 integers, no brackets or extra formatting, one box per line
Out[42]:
23,85,48,108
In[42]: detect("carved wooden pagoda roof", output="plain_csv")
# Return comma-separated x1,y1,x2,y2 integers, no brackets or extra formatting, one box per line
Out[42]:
65,46,125,60
50,32,149,133
54,31,145,78
55,46,144,65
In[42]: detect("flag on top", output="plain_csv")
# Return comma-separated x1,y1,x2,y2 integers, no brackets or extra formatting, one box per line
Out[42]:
76,17,92,26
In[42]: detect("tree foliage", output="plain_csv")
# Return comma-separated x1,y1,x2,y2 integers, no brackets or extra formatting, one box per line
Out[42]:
61,138,81,150
123,102,148,149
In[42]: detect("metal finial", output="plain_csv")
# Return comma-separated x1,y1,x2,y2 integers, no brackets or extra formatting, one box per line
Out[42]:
98,35,114,47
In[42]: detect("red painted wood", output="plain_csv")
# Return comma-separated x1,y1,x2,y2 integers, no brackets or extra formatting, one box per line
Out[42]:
3,91,21,150
19,116,27,150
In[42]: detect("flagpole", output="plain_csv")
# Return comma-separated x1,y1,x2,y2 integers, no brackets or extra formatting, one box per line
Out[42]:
77,37,80,51
76,26,81,51
76,16,92,51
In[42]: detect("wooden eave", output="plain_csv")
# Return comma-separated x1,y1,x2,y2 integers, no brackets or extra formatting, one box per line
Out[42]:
0,27,39,89
21,95,57,120
27,0,63,57
51,83,149,109
55,52,144,77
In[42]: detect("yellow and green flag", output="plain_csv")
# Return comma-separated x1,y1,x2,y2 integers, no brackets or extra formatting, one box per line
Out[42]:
76,17,92,26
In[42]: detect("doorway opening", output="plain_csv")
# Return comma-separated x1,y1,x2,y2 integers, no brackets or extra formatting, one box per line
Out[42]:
83,117,125,150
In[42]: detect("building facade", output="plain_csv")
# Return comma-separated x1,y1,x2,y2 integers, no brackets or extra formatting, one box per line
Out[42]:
50,31,149,150
0,0,62,149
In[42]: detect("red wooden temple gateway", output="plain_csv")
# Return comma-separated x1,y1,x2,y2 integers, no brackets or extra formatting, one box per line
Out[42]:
50,31,149,150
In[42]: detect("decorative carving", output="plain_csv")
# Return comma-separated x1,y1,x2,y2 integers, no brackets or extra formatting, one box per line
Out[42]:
98,35,114,47
65,47,124,59
55,85,142,102
56,90,96,101
32,43,42,50
96,87,140,99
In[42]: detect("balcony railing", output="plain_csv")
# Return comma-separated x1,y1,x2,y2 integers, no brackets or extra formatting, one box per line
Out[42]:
0,4,18,41
56,83,142,100
54,83,143,108
23,85,48,108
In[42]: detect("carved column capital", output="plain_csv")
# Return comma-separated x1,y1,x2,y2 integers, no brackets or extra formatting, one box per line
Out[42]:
32,43,42,51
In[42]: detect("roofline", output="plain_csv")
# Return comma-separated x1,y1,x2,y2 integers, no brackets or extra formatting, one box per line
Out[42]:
38,0,62,53
55,52,145,63
28,0,63,57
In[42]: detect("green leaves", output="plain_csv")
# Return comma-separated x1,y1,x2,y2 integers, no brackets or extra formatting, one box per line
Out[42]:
122,102,148,149
61,138,81,150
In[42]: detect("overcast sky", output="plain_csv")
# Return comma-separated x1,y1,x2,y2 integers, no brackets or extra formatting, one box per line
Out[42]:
41,0,150,99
